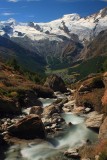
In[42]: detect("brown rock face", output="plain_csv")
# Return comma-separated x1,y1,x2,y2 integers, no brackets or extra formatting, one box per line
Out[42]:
76,76,105,112
102,72,107,113
8,115,46,139
85,111,104,130
99,117,107,138
44,74,67,93
29,106,43,116
102,90,107,107
103,72,107,88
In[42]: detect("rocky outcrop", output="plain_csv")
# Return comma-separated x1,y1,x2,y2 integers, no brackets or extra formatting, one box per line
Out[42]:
21,90,42,108
43,104,63,117
102,89,107,113
99,117,107,138
8,115,46,139
29,106,43,116
76,76,105,112
102,72,107,113
44,74,67,93
103,72,107,88
0,98,21,116
34,85,54,98
80,29,107,60
85,111,104,130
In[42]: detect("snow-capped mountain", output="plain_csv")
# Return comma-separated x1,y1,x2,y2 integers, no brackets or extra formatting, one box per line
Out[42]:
0,7,107,69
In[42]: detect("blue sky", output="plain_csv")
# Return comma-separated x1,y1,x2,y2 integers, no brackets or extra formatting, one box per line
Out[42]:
0,0,107,22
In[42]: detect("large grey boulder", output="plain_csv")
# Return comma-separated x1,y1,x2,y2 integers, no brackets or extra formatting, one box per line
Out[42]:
85,111,104,129
44,74,67,93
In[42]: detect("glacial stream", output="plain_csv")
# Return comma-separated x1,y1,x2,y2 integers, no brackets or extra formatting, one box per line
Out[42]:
5,98,98,160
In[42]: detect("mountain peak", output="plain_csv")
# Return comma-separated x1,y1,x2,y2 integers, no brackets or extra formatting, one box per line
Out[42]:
62,13,80,21
100,7,107,17
5,18,17,26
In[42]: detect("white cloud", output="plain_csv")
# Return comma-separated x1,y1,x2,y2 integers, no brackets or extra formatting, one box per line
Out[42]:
2,12,15,16
8,0,19,2
7,0,41,2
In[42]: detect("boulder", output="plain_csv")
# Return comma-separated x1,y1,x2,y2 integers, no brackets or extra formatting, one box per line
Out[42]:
29,106,43,116
73,106,85,113
76,87,104,112
34,85,54,98
85,111,104,130
43,105,58,117
22,90,42,107
99,117,107,138
43,104,63,117
64,148,80,159
64,100,75,108
0,98,21,116
76,75,105,112
44,74,67,93
51,116,65,124
8,115,46,139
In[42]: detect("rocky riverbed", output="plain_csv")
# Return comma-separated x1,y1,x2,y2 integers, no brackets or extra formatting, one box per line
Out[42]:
0,90,101,160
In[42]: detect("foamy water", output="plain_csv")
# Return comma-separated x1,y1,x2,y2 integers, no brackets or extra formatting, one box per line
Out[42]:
5,98,98,160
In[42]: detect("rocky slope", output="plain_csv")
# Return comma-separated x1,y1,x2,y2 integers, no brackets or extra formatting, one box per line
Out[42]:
79,29,107,60
0,36,46,72
70,72,107,159
0,61,54,116
0,8,107,69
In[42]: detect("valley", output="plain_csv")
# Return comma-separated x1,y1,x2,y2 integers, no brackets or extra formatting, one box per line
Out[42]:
0,6,107,160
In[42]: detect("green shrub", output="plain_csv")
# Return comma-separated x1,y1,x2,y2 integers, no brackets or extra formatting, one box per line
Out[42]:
6,58,20,71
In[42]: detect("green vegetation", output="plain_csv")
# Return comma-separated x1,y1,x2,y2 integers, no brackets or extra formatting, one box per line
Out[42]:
6,58,46,84
68,56,107,81
46,56,107,83
23,71,46,84
6,58,20,71
47,56,71,70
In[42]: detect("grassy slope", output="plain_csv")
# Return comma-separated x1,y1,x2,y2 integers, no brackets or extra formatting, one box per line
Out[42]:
0,61,53,101
46,56,107,83
68,56,107,80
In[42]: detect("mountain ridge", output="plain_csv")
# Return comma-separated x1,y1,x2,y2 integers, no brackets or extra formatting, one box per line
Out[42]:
0,7,107,70
0,36,46,72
